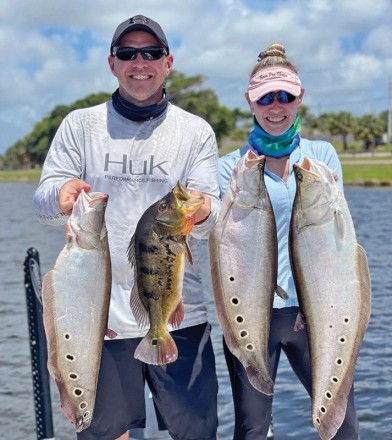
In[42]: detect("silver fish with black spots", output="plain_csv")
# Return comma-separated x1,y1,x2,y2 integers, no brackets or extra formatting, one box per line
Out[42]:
209,150,286,395
42,190,111,432
290,157,371,440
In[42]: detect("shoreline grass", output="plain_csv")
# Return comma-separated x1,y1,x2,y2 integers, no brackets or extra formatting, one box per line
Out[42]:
341,163,392,186
1,156,391,186
0,168,42,183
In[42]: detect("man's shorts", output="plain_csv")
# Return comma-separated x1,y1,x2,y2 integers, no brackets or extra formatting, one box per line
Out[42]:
77,323,218,440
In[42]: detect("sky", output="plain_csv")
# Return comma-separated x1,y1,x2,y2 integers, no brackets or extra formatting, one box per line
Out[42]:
1,0,392,155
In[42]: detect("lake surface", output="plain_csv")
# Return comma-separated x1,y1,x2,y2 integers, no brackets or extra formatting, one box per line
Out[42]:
0,183,391,439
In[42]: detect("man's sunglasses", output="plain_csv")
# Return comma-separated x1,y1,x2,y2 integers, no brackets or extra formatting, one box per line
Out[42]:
112,46,168,61
257,91,296,106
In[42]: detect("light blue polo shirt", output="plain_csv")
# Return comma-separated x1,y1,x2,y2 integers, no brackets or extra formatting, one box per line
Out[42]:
218,138,343,308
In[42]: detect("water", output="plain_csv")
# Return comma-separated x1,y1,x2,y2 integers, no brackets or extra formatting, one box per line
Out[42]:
1,183,391,440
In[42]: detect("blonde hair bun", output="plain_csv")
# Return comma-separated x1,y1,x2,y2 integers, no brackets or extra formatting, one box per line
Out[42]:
257,43,286,62
251,42,297,76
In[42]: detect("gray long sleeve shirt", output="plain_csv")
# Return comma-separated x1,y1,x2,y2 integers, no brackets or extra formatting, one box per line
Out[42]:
33,101,221,338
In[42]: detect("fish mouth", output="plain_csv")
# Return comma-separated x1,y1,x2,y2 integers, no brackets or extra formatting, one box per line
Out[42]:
293,161,319,183
183,198,204,214
181,199,204,234
294,158,314,174
299,157,312,171
294,158,335,186
85,191,109,208
72,191,108,217
172,181,193,201
172,181,204,234
173,181,204,213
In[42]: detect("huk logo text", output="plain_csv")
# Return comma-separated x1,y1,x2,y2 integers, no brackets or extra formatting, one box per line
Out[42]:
104,154,169,176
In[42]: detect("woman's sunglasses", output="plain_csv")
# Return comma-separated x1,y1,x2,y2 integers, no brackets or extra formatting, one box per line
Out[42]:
257,91,296,106
112,46,168,61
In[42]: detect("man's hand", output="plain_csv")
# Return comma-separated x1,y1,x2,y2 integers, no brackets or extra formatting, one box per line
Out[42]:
191,190,211,225
59,179,91,215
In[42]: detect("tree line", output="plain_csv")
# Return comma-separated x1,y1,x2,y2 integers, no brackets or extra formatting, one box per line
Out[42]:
0,70,389,170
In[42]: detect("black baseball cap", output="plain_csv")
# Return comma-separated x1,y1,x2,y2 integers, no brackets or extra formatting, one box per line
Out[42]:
110,15,169,54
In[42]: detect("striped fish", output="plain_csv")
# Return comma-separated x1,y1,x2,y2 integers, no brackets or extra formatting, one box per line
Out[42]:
127,181,204,365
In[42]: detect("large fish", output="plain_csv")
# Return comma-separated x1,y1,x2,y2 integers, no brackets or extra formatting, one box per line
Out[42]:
42,190,111,432
290,157,371,440
127,181,204,365
209,150,281,396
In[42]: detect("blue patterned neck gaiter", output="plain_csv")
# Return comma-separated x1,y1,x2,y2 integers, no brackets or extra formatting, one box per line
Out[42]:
248,113,301,158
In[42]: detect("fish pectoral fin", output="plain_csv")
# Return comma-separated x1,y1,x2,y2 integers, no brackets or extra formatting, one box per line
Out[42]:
100,227,108,242
219,200,234,232
168,297,185,329
185,240,193,265
167,237,193,263
275,285,289,300
334,208,346,242
130,283,149,327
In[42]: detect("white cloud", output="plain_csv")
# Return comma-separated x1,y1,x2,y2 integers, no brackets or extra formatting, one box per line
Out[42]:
0,0,391,154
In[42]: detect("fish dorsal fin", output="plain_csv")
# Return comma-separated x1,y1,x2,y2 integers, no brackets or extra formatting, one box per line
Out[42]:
127,234,136,266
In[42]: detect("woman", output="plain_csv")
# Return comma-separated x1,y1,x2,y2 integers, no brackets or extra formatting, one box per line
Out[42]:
218,44,359,439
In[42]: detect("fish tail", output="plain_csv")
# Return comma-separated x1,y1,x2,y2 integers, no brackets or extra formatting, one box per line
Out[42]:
245,364,274,396
76,418,93,433
134,330,178,365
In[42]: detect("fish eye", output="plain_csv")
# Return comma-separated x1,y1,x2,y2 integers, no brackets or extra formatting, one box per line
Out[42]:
296,171,303,180
158,202,168,212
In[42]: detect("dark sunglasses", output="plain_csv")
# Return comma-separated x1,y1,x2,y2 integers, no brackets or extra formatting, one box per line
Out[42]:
257,91,296,105
112,46,168,61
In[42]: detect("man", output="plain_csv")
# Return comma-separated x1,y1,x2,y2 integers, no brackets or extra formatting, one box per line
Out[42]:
33,15,220,440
